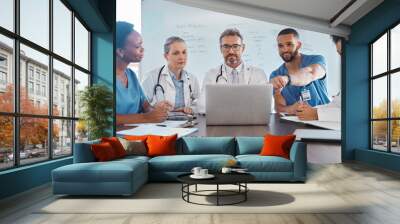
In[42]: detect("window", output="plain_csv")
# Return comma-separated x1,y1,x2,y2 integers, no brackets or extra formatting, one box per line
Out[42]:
28,81,34,94
371,23,400,154
0,71,6,85
28,67,34,80
41,73,46,83
53,59,72,117
0,54,7,86
42,85,46,97
35,83,40,95
0,35,13,113
0,0,91,170
35,70,41,81
74,18,90,70
0,55,7,67
20,0,49,49
0,0,14,32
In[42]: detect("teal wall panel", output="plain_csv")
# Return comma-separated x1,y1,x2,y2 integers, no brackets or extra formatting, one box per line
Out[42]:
345,0,400,172
0,0,116,200
0,158,72,199
355,149,400,172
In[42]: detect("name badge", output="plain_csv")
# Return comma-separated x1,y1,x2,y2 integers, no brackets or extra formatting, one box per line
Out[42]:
301,88,311,101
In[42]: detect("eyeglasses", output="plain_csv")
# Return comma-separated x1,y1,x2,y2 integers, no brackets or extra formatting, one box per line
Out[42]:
221,44,242,51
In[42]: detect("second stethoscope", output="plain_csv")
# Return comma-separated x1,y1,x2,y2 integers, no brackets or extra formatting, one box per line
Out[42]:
153,65,193,98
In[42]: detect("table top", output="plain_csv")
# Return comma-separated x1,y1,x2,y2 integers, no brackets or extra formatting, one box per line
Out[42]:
193,113,315,136
177,172,256,184
117,113,321,137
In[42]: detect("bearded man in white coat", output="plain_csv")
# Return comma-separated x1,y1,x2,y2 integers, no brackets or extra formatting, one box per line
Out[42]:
198,28,268,114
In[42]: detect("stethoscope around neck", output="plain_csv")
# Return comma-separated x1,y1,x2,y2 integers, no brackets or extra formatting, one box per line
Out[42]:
215,64,226,83
215,64,247,83
154,65,193,99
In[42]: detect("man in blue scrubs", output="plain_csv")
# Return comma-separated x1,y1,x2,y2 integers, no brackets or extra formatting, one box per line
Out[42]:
116,21,171,125
270,28,330,114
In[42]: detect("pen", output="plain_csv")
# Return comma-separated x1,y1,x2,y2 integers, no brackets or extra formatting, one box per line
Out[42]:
156,124,167,127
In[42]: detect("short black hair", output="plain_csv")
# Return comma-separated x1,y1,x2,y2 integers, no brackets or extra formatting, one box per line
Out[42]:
277,28,299,39
331,35,342,44
116,21,135,49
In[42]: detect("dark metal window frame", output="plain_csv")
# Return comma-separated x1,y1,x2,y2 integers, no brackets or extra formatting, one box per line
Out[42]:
0,0,92,171
370,20,400,154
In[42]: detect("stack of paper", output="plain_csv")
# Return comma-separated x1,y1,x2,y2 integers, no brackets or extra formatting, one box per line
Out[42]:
124,120,187,128
117,125,198,138
281,116,340,131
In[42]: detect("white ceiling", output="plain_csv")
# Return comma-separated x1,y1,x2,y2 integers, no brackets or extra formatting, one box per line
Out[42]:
168,0,384,37
225,0,352,23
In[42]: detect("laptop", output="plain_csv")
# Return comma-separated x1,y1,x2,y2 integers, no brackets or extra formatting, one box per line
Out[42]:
205,84,273,125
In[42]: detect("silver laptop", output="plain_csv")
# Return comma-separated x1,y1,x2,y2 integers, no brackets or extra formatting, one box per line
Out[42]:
206,84,273,125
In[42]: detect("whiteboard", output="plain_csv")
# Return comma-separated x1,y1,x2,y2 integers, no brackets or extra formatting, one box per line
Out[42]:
141,0,341,96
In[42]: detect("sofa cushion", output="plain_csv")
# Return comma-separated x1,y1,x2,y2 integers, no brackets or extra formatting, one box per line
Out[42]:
147,134,177,157
236,137,263,155
124,135,149,141
179,137,235,155
236,155,293,172
148,154,235,172
52,159,147,183
118,138,147,156
73,140,100,163
101,137,127,158
260,134,296,159
91,142,118,162
116,155,150,163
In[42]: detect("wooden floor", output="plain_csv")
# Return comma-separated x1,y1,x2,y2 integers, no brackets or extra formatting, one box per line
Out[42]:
1,162,400,224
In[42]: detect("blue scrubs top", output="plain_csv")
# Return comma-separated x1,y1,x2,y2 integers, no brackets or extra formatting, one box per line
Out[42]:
116,69,147,114
171,74,185,109
269,54,331,107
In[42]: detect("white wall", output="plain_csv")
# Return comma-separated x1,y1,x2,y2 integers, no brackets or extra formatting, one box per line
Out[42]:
141,0,341,96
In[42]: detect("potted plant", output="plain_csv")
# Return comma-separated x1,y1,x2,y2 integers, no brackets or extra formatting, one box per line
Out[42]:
79,84,113,140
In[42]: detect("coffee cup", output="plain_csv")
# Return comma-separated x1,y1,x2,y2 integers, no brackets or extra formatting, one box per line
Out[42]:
199,169,208,176
191,167,202,176
221,167,232,174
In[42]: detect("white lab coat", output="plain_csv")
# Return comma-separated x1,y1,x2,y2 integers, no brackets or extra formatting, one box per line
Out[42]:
316,93,341,122
142,65,200,110
198,63,268,113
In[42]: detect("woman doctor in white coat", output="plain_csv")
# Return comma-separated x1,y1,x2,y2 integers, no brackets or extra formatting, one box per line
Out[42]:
142,36,200,114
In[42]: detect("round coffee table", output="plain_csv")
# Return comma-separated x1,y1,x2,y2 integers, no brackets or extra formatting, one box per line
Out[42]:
177,173,255,206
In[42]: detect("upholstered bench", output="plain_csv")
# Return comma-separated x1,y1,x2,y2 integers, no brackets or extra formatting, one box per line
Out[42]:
52,141,148,196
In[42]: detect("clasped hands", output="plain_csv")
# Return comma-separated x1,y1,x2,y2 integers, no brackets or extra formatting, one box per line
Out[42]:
287,101,318,121
147,101,193,123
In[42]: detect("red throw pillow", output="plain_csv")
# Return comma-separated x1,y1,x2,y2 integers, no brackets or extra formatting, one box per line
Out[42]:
146,134,178,157
259,134,296,159
124,135,149,141
101,137,126,158
91,142,117,161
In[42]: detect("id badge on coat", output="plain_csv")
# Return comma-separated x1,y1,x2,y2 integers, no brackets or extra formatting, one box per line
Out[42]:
301,88,311,101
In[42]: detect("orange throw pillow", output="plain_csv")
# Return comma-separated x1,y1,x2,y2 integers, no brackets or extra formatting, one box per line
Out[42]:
101,137,126,158
259,134,296,159
146,134,177,157
91,142,117,161
124,135,149,141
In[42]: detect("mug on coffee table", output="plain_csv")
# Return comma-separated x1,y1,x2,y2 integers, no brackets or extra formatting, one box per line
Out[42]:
221,167,232,173
199,169,208,176
191,167,202,176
